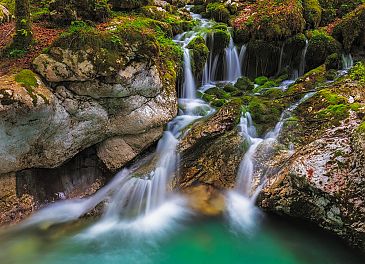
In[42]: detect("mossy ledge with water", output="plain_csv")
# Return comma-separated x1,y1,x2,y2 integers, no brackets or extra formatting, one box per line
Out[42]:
0,0,365,262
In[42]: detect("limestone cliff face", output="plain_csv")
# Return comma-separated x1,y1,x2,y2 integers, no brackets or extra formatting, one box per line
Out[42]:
0,41,178,175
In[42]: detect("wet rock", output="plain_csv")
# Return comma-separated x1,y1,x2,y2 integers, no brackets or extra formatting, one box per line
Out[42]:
175,102,244,215
258,76,365,251
97,127,164,172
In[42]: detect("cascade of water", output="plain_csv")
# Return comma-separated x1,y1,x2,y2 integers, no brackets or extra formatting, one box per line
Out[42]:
226,92,315,233
342,54,354,70
299,39,309,76
21,6,216,236
239,44,247,75
183,48,197,99
224,36,242,82
202,32,219,85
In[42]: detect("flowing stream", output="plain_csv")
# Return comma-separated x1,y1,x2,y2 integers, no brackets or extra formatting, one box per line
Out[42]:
0,6,364,264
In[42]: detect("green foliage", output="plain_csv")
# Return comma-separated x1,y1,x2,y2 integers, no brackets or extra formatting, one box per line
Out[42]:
349,62,365,84
8,48,27,58
206,3,230,23
332,4,365,52
302,0,322,28
0,0,14,13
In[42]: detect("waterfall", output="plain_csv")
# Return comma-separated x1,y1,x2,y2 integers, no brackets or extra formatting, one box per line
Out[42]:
202,32,217,85
224,37,242,82
239,44,247,75
183,48,196,99
226,92,315,233
299,39,308,76
20,5,216,236
342,54,354,70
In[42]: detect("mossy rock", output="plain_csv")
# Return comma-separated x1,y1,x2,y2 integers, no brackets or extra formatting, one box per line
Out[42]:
303,0,322,29
234,77,254,91
244,40,283,78
305,30,342,71
191,5,205,14
109,0,151,10
325,53,341,70
262,88,285,98
207,28,230,53
187,36,209,76
233,0,305,41
15,70,38,88
246,96,283,135
206,2,230,24
349,61,365,84
211,99,226,107
49,0,111,24
223,83,237,93
205,87,231,100
332,4,365,53
51,15,182,87
254,76,269,85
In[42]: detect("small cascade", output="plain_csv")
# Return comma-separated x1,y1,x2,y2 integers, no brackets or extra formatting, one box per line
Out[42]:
239,44,247,71
226,92,315,233
183,48,197,99
236,113,262,195
342,54,354,70
224,36,242,82
202,32,221,85
298,39,309,76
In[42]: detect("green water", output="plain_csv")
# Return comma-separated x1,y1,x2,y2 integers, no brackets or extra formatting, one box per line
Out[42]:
0,216,364,264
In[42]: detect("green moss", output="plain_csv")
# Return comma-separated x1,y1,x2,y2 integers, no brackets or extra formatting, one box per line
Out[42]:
191,5,205,14
223,83,237,93
262,88,285,98
306,30,342,70
356,121,365,134
303,0,322,28
187,36,209,76
233,0,305,41
205,87,231,100
349,61,365,84
319,89,347,104
234,77,254,91
208,29,230,53
15,69,38,88
206,2,230,24
247,96,283,135
332,4,365,52
255,76,269,85
211,99,226,107
317,104,350,121
325,53,341,70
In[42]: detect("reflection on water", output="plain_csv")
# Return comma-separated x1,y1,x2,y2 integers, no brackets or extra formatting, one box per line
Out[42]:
0,215,364,264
